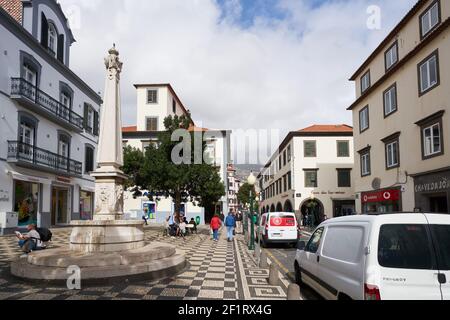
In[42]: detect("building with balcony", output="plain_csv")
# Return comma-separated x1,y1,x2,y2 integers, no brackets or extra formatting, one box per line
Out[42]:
348,0,450,214
227,163,242,213
0,0,102,234
122,84,231,225
258,125,355,227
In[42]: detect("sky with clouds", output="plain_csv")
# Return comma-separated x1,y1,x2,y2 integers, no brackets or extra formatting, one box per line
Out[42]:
59,0,417,164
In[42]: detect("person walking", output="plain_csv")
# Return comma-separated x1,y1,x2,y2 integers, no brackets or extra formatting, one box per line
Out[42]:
210,214,222,242
225,212,236,242
235,211,243,234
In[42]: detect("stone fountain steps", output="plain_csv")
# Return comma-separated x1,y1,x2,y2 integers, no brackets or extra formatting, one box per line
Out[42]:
27,242,176,267
10,243,187,285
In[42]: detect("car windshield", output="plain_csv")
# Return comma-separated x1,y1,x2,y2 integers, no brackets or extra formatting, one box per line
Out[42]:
430,225,450,271
378,224,435,270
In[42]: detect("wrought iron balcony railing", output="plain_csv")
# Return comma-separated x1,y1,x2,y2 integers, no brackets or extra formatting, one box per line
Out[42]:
7,141,82,177
10,78,84,131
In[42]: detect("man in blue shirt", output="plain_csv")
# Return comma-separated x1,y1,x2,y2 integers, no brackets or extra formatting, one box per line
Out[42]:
225,211,236,242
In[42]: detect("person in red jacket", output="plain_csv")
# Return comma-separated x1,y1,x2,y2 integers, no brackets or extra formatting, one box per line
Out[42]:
210,214,222,242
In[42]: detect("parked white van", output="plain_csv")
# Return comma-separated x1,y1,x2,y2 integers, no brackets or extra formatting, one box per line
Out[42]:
294,213,450,300
256,212,298,247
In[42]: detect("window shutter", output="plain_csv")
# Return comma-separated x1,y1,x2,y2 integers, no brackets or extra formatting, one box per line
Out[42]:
57,34,65,63
83,104,89,129
93,111,99,136
41,13,48,48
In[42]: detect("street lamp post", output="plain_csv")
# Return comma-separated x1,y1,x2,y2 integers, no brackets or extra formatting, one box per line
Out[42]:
247,172,257,251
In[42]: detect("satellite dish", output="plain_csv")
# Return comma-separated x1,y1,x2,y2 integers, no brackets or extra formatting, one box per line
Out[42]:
372,178,381,190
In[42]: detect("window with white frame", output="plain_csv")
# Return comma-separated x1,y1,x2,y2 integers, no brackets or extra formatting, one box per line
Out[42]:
419,52,439,94
23,63,37,85
421,1,440,38
87,108,94,131
361,151,371,177
361,71,371,93
423,123,441,157
48,23,57,56
146,117,158,131
359,106,369,132
385,42,398,70
386,140,400,169
147,89,158,104
60,92,71,108
384,84,397,116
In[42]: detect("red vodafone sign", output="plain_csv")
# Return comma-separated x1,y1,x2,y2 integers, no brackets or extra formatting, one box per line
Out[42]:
362,189,400,204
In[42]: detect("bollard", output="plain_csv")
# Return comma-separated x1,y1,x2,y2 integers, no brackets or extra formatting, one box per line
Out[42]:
254,244,260,258
268,263,279,286
287,283,301,300
259,250,268,268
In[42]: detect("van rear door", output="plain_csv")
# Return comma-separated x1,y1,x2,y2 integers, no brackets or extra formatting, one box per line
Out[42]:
377,216,442,300
425,215,450,300
268,213,297,241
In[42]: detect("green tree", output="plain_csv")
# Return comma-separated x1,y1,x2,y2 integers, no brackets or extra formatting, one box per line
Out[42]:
237,183,257,207
122,113,225,221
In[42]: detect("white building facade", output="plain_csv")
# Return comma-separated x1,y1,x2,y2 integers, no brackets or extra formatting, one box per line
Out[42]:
258,125,356,226
348,0,450,215
0,1,101,234
227,163,242,213
122,84,231,225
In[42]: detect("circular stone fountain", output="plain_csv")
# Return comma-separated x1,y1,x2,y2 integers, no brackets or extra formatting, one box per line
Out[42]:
11,46,186,285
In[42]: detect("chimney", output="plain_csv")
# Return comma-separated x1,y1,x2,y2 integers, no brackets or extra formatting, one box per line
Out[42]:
0,0,23,24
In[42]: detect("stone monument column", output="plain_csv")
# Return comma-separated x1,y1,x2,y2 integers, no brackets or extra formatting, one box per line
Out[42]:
92,45,128,221
69,45,145,253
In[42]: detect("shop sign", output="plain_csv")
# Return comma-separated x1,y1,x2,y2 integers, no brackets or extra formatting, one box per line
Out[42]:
362,189,401,204
415,176,450,193
56,176,72,184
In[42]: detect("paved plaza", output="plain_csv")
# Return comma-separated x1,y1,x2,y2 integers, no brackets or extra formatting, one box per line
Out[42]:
0,226,292,300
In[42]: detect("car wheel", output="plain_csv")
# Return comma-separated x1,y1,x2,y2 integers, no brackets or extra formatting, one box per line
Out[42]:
294,262,303,285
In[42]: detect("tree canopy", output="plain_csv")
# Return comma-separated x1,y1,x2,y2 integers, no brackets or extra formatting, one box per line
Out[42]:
122,113,225,219
237,182,257,207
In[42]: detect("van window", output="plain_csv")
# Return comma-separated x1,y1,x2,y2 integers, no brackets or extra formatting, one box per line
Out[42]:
378,225,434,270
430,225,450,271
269,214,296,227
261,215,267,226
306,228,324,253
322,226,364,263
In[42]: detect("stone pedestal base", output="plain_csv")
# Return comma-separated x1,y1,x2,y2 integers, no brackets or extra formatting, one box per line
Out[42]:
70,220,145,253
10,242,187,285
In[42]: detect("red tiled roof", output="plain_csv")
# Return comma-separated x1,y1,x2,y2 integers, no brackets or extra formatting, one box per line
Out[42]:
122,126,137,132
188,125,209,132
298,124,353,133
0,0,22,23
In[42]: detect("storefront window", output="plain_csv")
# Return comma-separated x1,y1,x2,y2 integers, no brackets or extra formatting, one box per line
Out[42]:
80,191,93,220
14,180,39,227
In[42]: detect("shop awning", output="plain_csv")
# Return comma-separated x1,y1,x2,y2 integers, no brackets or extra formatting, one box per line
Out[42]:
79,183,95,193
6,169,51,185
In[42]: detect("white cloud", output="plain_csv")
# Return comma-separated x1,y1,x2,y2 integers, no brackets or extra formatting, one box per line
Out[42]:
59,0,416,164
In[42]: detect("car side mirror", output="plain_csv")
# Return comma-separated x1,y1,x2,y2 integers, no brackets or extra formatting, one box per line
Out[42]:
296,241,306,251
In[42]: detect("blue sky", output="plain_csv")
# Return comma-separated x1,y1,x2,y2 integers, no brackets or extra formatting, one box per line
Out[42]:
60,0,417,163
216,0,333,27
216,0,288,27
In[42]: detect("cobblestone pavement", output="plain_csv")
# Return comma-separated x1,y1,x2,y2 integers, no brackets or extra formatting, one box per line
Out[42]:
0,226,292,300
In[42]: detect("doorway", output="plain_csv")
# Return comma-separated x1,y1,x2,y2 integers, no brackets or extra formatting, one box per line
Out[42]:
429,195,448,214
51,187,69,225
